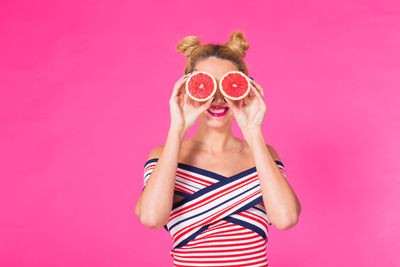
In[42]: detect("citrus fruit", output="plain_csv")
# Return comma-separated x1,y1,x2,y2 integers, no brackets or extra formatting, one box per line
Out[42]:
219,71,251,101
185,71,217,102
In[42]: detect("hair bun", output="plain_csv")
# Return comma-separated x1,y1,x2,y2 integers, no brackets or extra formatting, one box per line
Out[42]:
176,36,201,57
225,31,249,59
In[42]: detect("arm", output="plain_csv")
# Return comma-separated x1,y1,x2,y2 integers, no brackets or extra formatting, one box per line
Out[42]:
134,127,183,229
245,130,301,230
225,77,301,230
135,70,213,230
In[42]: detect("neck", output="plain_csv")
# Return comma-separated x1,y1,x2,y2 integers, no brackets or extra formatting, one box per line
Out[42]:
191,120,237,154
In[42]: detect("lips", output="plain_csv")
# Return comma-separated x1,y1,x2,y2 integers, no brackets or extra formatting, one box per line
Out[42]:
207,106,229,117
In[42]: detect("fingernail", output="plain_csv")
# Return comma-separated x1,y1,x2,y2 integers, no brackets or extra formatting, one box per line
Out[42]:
223,97,227,103
249,76,254,80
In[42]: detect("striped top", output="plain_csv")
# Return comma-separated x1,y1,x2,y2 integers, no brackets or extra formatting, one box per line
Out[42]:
143,158,286,267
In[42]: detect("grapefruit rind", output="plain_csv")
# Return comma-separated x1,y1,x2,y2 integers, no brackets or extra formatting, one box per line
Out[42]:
185,71,217,102
219,71,251,101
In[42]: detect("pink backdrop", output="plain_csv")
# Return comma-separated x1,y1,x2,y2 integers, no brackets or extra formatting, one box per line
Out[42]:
1,0,399,266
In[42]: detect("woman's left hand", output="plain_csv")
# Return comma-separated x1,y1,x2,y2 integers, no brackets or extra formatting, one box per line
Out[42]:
225,78,267,137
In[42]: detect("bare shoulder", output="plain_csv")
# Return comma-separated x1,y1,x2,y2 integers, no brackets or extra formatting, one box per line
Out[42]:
266,144,282,162
146,145,164,161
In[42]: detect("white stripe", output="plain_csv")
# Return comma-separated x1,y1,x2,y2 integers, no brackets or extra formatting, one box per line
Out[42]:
177,167,221,184
183,232,260,245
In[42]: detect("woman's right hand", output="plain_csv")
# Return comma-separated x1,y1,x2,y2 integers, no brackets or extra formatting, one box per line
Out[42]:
169,70,214,140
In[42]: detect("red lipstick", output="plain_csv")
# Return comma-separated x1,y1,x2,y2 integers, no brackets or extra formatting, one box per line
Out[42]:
207,106,229,117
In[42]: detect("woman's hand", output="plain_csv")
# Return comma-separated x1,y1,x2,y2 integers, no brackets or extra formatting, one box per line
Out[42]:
225,78,267,138
169,70,214,140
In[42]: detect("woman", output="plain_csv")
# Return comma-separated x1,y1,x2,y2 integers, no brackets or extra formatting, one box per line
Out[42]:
135,31,301,267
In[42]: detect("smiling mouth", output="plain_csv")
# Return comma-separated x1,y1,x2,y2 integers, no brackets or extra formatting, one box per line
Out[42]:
207,106,229,117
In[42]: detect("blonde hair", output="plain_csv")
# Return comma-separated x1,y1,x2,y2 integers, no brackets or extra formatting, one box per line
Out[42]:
176,31,250,75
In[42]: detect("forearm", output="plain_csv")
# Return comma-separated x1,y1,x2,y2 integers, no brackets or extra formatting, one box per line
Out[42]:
137,127,183,228
244,129,300,229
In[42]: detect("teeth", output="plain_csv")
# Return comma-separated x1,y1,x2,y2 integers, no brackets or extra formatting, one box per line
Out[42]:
208,108,227,114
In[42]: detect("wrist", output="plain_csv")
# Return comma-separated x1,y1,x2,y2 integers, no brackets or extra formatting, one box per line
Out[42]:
243,127,263,138
168,126,186,142
243,128,264,148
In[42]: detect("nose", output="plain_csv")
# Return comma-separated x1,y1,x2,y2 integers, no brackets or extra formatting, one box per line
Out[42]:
212,86,227,103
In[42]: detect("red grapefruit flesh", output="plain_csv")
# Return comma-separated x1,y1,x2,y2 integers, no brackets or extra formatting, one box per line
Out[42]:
219,71,251,101
185,71,217,102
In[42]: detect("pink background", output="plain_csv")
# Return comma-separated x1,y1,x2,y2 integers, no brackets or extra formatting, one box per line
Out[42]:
1,0,399,266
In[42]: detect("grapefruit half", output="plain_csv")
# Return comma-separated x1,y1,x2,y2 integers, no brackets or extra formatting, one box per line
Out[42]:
185,71,217,102
219,71,251,101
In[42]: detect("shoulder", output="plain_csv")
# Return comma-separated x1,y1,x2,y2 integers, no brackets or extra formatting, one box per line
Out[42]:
146,145,164,161
266,144,282,162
